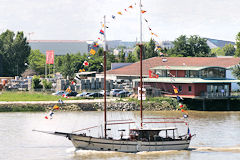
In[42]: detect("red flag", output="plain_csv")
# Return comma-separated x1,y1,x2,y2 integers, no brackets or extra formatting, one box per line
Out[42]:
124,9,127,12
99,30,104,35
149,70,152,78
83,61,89,66
129,5,133,8
45,116,48,119
141,10,146,13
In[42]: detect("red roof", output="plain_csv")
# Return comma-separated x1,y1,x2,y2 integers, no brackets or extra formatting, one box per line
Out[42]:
107,57,240,76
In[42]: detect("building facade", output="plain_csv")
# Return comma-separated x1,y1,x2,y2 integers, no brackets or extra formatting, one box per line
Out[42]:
105,57,240,97
140,66,239,99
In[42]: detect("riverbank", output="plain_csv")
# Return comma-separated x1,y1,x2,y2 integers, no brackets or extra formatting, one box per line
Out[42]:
1,97,240,112
0,98,179,112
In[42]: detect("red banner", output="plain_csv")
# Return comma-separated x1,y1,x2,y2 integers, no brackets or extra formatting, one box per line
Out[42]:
46,50,54,64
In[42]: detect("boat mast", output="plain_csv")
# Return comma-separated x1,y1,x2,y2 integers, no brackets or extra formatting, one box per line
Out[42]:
103,15,107,138
139,0,143,128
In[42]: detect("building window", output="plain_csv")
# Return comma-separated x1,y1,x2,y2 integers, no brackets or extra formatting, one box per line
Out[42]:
178,85,182,92
155,70,167,77
189,70,199,78
200,67,226,78
188,86,192,92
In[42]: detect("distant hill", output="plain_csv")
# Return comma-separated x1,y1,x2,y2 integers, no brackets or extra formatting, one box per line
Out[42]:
206,38,235,49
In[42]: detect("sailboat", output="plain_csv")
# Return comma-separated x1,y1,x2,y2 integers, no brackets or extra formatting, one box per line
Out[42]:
34,0,192,152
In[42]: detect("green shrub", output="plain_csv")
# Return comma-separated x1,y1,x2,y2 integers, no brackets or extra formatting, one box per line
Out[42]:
32,75,43,89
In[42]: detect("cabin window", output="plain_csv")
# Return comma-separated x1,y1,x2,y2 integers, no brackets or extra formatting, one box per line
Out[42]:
188,86,192,92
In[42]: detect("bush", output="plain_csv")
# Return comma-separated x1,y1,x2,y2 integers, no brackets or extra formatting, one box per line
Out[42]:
42,79,52,90
32,75,43,89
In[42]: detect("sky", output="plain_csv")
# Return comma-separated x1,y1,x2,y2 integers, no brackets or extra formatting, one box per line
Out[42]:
0,0,239,42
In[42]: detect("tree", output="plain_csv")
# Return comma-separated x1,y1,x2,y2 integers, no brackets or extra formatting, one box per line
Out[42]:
107,52,117,70
60,53,75,78
235,32,240,57
222,43,235,56
119,49,125,62
126,52,136,63
133,39,158,60
55,55,64,72
211,47,224,56
0,30,30,76
167,35,188,57
133,44,146,60
232,63,240,81
167,35,211,57
88,56,103,72
97,47,104,56
145,38,157,59
28,49,45,74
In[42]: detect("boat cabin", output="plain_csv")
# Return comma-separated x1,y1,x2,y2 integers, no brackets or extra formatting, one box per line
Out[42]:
129,127,179,141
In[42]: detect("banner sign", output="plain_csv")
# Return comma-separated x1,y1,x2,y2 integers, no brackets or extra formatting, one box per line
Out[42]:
46,50,54,64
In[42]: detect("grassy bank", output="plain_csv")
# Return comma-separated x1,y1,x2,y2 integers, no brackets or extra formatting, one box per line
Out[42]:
0,91,88,101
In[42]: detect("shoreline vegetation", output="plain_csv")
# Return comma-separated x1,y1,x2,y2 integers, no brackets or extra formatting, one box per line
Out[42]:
0,92,239,112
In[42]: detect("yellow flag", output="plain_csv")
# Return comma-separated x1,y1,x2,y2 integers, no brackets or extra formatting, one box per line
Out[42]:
82,69,85,72
90,49,96,55
53,105,59,110
79,69,82,72
117,12,122,15
174,89,178,94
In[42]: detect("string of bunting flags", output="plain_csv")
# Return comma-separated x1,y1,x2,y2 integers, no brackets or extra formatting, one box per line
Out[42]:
148,67,189,120
44,1,165,120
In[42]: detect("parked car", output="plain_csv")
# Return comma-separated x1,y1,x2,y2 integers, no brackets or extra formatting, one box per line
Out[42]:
65,91,78,97
99,90,110,96
52,91,65,96
116,91,132,98
76,92,90,97
86,92,103,98
110,89,123,97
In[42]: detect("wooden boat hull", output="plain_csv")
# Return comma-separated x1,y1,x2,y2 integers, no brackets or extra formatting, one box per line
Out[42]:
69,134,190,152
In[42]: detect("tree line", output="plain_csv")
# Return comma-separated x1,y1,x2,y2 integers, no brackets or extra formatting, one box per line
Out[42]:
1,29,240,79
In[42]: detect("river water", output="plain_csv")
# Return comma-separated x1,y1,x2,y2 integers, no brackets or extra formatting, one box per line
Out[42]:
0,111,240,160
